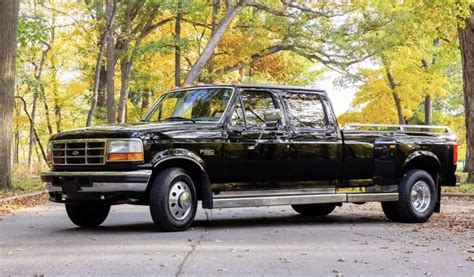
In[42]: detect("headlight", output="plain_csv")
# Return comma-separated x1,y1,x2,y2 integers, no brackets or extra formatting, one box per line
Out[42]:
107,139,144,162
46,141,53,165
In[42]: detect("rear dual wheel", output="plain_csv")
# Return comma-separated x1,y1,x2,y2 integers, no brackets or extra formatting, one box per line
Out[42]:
382,169,437,223
65,204,110,228
291,203,337,216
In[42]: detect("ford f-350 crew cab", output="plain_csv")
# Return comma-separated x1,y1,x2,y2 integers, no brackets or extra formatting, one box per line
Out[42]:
41,84,458,231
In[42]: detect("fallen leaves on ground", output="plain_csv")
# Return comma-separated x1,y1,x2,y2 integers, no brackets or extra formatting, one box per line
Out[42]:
0,193,48,216
411,197,473,233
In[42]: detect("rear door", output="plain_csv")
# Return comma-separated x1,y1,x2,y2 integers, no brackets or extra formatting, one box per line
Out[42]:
285,91,343,182
224,89,290,182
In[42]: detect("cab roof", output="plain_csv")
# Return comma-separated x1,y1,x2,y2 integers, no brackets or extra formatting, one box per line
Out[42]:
170,83,328,96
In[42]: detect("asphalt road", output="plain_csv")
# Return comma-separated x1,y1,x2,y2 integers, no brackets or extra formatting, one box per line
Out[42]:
1,197,473,276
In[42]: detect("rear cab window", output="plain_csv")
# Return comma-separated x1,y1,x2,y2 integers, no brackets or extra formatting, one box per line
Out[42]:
285,92,328,130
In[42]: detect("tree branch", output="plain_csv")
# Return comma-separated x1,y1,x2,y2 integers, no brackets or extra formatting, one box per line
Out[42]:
246,0,291,17
14,96,48,164
139,17,173,39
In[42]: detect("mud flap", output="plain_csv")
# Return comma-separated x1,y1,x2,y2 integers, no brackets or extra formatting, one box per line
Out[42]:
434,177,441,213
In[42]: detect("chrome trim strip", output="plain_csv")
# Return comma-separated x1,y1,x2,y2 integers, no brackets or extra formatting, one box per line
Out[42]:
343,123,451,133
212,192,399,208
347,193,398,202
44,182,147,193
213,188,336,198
41,170,152,178
213,194,347,208
81,183,147,192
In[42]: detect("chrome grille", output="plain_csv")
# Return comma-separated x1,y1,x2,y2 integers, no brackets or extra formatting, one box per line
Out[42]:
52,139,106,165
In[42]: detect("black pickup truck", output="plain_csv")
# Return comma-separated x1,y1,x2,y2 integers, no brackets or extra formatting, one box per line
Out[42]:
41,84,458,231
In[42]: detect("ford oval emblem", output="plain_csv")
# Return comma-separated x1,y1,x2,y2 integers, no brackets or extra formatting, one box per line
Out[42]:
72,150,79,156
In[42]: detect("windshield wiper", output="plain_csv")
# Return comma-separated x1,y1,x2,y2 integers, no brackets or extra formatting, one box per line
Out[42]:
162,116,196,123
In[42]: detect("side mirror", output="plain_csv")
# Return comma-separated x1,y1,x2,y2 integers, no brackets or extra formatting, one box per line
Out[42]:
263,109,282,129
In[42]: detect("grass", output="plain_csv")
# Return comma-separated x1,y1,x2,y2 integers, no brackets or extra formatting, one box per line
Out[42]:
442,183,474,193
441,171,474,193
0,177,44,199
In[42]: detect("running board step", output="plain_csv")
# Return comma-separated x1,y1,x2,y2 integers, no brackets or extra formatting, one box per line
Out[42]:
212,193,398,209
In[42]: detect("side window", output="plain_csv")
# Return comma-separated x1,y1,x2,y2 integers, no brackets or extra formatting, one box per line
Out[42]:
241,91,277,128
287,93,327,129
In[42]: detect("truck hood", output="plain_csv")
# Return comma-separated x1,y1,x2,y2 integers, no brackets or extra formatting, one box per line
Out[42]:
50,122,222,140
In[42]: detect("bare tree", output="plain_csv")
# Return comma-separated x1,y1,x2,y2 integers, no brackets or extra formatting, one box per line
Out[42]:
0,0,20,189
459,6,474,182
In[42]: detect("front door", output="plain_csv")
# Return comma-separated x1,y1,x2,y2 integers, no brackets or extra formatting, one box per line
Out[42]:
224,89,290,183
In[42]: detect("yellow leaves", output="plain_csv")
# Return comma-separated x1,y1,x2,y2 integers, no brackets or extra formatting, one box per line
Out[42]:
344,40,456,125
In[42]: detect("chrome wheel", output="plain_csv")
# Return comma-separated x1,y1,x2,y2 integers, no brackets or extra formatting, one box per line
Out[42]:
410,181,431,213
168,181,192,220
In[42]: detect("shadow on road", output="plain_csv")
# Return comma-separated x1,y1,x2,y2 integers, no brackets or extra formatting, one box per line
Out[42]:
56,213,394,234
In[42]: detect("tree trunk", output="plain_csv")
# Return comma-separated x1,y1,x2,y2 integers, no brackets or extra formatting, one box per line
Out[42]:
97,64,107,113
0,0,19,190
174,0,183,87
14,128,19,164
40,85,54,135
464,147,469,172
424,95,432,125
27,92,38,173
117,0,132,124
459,9,474,183
13,102,19,164
106,0,116,124
118,60,131,123
54,97,62,132
385,68,405,124
86,2,117,127
184,1,247,85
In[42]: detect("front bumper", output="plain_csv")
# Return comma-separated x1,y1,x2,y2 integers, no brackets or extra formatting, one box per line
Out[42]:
41,170,152,193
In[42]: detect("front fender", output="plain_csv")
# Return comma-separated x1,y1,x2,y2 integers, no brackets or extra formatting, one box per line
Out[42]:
151,148,205,170
149,148,212,208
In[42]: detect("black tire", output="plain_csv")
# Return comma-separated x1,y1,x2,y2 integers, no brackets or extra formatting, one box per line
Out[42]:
291,203,337,216
65,203,110,228
149,167,197,232
381,201,402,222
395,169,437,223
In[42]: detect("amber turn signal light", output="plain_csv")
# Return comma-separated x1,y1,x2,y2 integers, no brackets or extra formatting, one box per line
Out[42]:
107,153,144,162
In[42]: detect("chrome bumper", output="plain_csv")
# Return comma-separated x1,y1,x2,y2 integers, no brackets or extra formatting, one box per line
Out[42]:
41,170,152,193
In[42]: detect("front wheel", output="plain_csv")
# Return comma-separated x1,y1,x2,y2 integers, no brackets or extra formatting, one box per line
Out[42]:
291,203,337,216
149,168,197,232
387,169,437,223
65,204,110,228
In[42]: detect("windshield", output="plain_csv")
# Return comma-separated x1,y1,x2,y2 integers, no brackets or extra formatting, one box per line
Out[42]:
142,88,233,123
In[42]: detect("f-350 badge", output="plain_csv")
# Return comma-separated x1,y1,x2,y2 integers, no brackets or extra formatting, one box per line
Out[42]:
199,149,215,156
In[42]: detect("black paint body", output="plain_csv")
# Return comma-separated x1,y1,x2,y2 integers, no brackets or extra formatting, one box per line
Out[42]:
47,84,458,205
